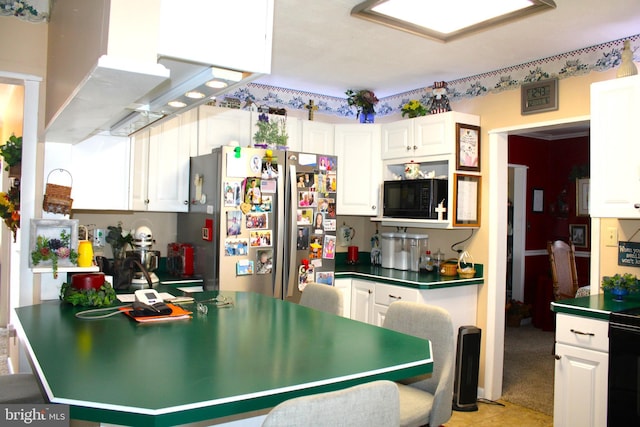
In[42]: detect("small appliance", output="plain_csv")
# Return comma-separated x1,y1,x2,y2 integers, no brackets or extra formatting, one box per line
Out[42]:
126,226,160,286
383,178,447,219
167,242,195,277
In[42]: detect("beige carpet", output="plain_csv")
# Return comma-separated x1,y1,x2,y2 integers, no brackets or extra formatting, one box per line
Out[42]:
501,323,555,416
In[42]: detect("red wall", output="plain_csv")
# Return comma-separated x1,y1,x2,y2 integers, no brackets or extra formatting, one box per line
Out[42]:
509,135,590,329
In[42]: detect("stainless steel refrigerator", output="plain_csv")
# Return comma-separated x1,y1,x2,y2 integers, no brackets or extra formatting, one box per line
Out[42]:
177,146,338,302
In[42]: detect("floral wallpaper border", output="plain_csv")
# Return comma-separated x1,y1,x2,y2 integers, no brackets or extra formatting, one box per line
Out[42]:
0,0,49,22
226,34,639,119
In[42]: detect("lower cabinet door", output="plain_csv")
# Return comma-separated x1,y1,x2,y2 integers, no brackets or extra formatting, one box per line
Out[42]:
553,343,608,427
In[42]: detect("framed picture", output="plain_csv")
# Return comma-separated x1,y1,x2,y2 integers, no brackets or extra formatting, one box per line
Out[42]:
576,178,590,217
453,173,481,227
29,219,79,268
532,188,544,213
456,123,481,172
521,78,558,115
570,224,588,248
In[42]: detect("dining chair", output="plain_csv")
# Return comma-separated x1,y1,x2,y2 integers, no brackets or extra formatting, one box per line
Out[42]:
382,301,455,427
261,380,400,427
299,282,343,316
547,240,582,300
0,373,46,403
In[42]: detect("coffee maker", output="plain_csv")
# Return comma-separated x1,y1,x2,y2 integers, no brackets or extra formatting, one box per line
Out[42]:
126,226,160,288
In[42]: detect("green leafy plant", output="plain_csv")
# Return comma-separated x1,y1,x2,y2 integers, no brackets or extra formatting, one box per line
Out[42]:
345,89,379,117
254,113,289,147
601,273,639,292
401,100,428,118
59,281,117,307
106,222,133,258
31,230,78,278
0,134,22,171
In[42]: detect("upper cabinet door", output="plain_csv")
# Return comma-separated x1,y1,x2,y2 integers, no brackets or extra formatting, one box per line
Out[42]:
301,121,335,155
413,114,451,157
590,75,640,218
381,120,413,159
198,106,252,155
335,124,382,216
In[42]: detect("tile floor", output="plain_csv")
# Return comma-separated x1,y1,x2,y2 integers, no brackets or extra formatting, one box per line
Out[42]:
446,399,553,427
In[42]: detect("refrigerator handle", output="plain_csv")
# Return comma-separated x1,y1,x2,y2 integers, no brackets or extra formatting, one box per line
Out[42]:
274,162,285,299
285,163,299,298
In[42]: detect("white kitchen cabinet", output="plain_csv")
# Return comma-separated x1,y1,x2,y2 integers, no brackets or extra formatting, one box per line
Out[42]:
351,279,375,324
553,313,608,427
334,278,352,318
129,114,191,212
590,75,640,217
381,112,479,160
197,106,252,154
335,124,381,216
301,121,335,155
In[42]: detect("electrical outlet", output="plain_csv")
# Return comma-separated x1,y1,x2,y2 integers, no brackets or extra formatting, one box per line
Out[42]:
606,227,618,247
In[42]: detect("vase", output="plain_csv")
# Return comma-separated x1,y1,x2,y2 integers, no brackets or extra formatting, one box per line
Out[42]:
610,287,629,302
359,112,375,123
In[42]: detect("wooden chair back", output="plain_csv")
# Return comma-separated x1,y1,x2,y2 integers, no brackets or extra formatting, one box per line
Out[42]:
547,240,579,300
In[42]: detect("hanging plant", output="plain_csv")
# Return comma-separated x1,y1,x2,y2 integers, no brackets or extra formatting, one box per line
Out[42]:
0,185,20,242
0,134,22,171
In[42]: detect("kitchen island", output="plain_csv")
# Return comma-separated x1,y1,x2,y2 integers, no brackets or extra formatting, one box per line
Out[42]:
14,291,432,427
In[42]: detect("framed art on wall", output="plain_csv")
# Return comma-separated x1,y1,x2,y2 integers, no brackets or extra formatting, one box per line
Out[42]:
453,173,481,227
570,224,588,248
576,178,590,217
456,123,481,172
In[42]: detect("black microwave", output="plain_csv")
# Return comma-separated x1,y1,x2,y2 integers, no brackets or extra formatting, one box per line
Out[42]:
383,179,448,219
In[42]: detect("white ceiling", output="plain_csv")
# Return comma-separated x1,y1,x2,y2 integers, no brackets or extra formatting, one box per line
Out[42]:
254,0,640,98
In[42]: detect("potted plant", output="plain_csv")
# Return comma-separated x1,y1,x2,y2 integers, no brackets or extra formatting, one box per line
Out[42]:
345,89,379,123
253,113,289,149
601,273,639,301
30,229,78,279
401,99,428,118
0,185,20,242
106,223,134,259
0,134,22,175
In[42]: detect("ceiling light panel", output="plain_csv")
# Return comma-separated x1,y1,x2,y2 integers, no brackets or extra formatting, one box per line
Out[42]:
352,0,556,42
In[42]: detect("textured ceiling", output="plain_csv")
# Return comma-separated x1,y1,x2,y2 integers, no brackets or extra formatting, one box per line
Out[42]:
254,0,640,98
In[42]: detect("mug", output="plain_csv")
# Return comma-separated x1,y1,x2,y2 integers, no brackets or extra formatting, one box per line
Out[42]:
347,246,359,264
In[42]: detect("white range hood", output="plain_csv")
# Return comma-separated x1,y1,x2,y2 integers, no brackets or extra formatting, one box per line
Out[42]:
44,0,273,144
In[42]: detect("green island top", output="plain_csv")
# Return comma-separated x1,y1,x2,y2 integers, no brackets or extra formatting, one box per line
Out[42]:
15,291,432,427
551,292,640,320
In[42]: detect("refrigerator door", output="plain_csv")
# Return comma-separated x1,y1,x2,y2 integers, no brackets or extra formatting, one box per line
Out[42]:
284,152,338,303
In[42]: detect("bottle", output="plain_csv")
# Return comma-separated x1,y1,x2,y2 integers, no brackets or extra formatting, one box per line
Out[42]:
433,249,445,271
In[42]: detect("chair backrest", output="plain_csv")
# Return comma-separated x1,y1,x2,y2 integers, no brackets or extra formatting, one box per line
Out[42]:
299,283,343,316
261,380,400,427
382,301,454,427
547,240,579,300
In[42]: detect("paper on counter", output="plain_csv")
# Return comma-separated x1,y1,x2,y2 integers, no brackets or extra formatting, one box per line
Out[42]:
177,286,205,293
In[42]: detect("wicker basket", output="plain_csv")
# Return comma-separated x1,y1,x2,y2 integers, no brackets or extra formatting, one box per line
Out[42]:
457,252,476,278
440,259,459,276
43,169,73,215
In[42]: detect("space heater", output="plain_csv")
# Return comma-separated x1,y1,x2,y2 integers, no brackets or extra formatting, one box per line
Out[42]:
453,325,481,411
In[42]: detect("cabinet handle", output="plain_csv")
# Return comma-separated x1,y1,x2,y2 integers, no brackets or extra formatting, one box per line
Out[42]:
635,204,640,209
371,205,376,210
413,145,418,150
368,289,373,294
389,294,402,300
144,199,150,204
570,328,594,336
554,354,561,360
183,200,189,205
406,146,411,151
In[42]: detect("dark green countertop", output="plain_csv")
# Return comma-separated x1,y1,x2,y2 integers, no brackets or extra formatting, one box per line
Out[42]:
551,293,640,320
334,252,483,290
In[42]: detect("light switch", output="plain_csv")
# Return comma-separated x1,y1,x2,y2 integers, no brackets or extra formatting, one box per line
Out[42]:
606,227,618,247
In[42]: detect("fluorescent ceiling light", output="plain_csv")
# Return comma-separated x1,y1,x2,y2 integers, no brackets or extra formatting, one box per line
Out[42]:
352,0,556,43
